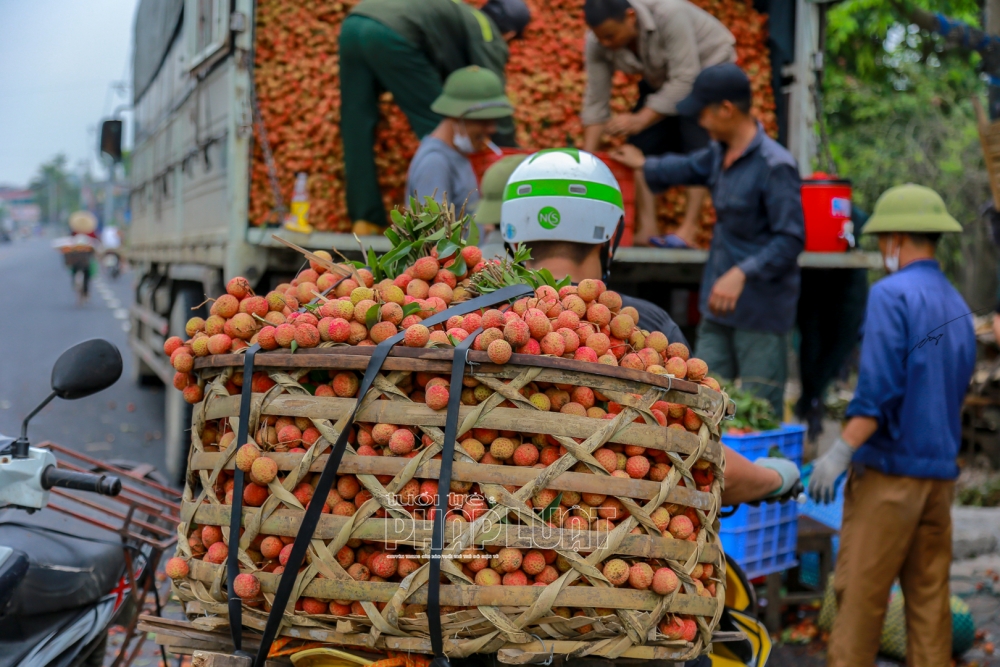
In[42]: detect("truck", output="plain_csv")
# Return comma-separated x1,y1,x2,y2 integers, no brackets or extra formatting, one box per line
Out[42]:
107,0,861,481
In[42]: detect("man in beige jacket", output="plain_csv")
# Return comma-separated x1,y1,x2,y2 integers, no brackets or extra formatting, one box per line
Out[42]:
581,0,734,247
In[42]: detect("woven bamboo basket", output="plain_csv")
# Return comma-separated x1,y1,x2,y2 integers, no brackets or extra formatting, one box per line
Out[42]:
172,345,728,664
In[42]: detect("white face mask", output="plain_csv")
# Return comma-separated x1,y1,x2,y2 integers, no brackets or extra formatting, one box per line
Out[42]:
883,236,900,273
453,121,475,155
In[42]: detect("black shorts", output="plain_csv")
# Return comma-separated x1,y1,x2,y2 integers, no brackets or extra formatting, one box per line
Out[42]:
627,80,710,156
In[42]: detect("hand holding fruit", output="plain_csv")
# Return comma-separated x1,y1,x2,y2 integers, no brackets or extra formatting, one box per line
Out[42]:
610,144,647,171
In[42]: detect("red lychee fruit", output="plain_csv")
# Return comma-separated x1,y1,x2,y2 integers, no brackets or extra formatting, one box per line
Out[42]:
235,443,260,472
502,570,529,586
650,507,671,532
171,351,194,373
202,525,223,547
243,483,269,507
233,572,261,600
404,324,430,347
522,550,546,576
625,455,650,479
666,342,690,361
250,456,278,485
332,372,360,397
487,339,512,364
540,332,565,357
512,443,539,467
205,541,228,564
586,303,611,327
577,279,600,302
425,384,450,411
664,357,688,378
574,347,599,363
370,320,398,344
388,429,415,455
490,437,516,460
680,618,698,642
597,290,622,312
659,615,685,640
668,515,694,539
683,409,702,432
629,562,654,590
227,276,252,298
347,563,371,581
260,536,283,560
603,559,629,586
369,552,398,578
164,557,189,579
652,567,679,595
496,548,522,573
163,336,183,356
475,568,501,586
337,476,360,500
593,448,618,474
686,358,708,382
413,256,440,281
503,319,530,347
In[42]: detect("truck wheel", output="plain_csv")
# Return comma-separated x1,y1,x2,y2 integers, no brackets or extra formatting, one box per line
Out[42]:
164,288,202,484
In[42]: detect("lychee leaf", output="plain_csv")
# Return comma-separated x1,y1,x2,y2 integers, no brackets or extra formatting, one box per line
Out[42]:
447,334,460,347
301,383,317,395
390,209,405,227
379,242,413,270
465,220,480,247
308,370,328,385
446,255,467,277
539,492,563,521
366,248,383,282
365,303,381,330
402,303,423,318
437,239,460,260
449,226,464,246
537,268,557,287
290,341,299,354
302,302,320,313
555,275,572,290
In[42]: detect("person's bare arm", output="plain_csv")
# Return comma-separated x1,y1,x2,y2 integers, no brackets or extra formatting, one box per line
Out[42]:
720,445,781,506
583,124,605,153
840,416,878,447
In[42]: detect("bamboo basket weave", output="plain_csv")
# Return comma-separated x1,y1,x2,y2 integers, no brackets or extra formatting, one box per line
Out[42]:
172,346,728,664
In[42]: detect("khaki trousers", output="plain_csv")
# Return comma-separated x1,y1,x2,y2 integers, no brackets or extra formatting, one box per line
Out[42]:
828,467,954,667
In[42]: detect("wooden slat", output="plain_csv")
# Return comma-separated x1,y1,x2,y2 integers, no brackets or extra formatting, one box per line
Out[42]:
201,395,723,464
188,503,720,561
191,452,715,507
186,559,719,616
975,96,1000,210
194,346,704,395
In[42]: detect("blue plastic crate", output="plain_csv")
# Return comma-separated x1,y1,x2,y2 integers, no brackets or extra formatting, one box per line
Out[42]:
719,424,806,578
719,500,799,579
799,465,846,530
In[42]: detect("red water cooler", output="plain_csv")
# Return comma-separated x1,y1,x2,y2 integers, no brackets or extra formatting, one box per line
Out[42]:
801,173,853,252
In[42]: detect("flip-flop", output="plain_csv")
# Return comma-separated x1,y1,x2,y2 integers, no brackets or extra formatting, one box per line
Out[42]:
649,233,694,249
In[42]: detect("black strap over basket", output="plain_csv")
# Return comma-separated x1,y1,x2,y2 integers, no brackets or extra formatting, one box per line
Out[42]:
245,284,533,667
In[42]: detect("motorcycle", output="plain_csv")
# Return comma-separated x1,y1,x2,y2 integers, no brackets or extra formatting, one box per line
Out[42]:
0,339,181,667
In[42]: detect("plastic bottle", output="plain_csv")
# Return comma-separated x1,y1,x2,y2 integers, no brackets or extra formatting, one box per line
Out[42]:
284,172,313,233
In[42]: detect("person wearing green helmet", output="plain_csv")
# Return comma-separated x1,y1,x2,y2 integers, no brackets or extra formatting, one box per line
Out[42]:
499,148,802,508
808,184,975,667
405,67,514,212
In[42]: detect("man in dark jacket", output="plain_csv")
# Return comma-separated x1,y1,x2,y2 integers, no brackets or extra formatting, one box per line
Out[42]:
808,185,975,667
340,0,530,234
612,63,805,416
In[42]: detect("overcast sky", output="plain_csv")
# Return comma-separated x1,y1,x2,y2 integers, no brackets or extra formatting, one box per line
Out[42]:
0,0,138,187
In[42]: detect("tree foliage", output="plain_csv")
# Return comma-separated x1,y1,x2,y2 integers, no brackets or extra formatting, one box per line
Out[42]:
28,154,80,225
822,0,991,291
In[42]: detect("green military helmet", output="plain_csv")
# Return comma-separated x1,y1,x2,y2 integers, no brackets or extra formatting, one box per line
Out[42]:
431,66,513,120
861,184,963,235
476,154,528,226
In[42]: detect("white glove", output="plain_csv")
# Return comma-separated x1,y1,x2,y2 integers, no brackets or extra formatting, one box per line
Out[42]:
754,457,800,499
808,437,854,504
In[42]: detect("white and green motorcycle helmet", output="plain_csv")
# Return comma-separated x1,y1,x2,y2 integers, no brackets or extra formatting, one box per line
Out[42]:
500,148,624,245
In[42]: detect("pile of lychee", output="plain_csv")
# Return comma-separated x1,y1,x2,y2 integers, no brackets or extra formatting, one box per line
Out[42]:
165,246,719,407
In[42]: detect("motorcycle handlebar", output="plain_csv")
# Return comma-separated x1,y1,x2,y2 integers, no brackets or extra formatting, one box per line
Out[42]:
41,466,121,496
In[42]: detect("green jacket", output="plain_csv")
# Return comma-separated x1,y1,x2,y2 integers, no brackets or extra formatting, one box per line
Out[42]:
351,0,509,86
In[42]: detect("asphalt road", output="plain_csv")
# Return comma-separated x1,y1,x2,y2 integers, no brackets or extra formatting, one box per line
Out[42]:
0,234,168,475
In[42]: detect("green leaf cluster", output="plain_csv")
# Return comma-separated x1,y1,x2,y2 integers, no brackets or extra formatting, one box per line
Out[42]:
722,382,781,432
356,196,480,281
822,0,989,285
468,245,571,295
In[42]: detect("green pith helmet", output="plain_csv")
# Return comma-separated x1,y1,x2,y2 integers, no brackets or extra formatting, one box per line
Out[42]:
430,66,513,120
861,184,963,234
476,155,528,225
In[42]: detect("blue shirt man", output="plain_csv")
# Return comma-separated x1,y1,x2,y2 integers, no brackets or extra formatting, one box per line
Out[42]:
808,184,974,667
611,63,804,415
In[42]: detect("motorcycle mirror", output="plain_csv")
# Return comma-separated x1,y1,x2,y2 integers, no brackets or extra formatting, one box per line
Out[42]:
50,339,123,400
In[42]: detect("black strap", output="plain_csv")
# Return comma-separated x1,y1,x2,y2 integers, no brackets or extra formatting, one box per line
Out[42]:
600,216,626,283
252,284,532,667
427,327,482,662
227,343,261,656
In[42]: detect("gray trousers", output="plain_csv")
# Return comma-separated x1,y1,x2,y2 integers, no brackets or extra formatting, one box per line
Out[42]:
695,319,787,417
